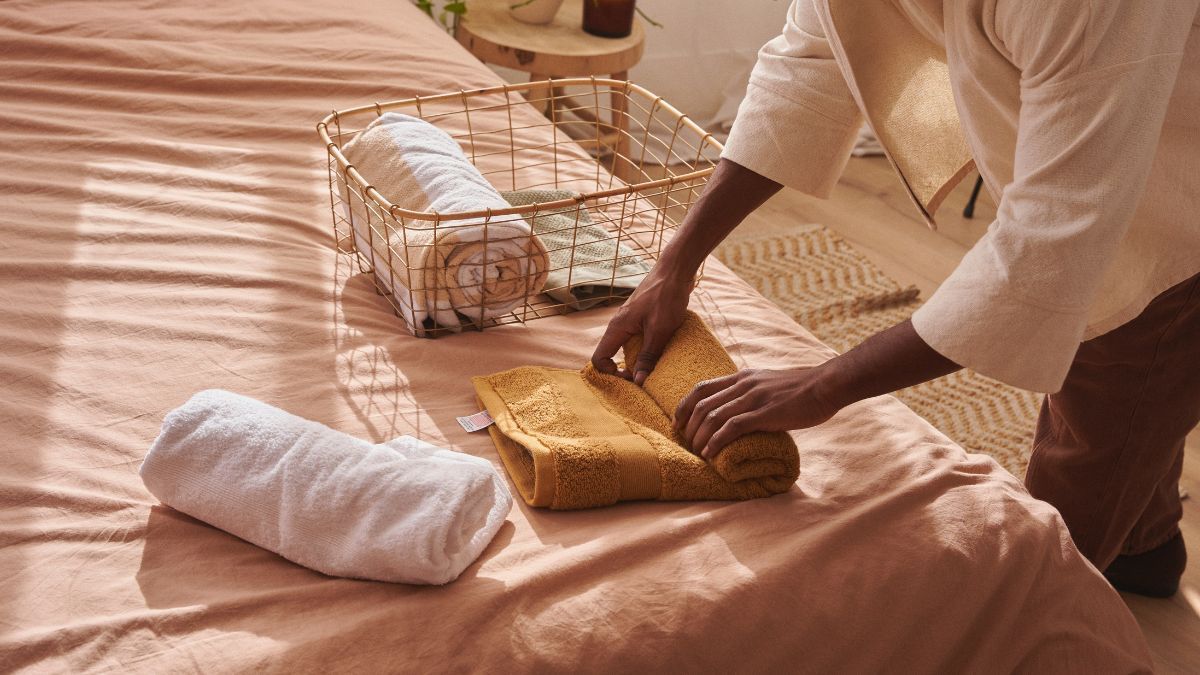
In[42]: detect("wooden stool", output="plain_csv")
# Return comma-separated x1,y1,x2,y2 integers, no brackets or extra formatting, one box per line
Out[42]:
455,0,644,93
455,0,645,170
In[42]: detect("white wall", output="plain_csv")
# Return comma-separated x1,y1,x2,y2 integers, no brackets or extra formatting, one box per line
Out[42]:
629,0,789,130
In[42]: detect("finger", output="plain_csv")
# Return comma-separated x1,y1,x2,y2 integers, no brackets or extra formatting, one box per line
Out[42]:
701,412,756,460
591,320,635,376
692,396,755,456
683,379,747,447
674,375,737,433
631,334,667,386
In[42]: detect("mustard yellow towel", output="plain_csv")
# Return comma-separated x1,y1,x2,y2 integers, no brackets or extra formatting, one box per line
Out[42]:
472,312,800,509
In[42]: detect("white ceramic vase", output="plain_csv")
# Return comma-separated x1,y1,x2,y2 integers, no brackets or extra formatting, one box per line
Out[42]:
509,0,565,25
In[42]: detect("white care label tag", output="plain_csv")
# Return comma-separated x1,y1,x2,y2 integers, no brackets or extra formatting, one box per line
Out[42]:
457,410,495,432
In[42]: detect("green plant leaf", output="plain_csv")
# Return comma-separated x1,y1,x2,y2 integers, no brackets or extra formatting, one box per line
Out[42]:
635,6,663,28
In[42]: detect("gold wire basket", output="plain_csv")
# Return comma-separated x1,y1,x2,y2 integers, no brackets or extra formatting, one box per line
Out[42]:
317,78,723,337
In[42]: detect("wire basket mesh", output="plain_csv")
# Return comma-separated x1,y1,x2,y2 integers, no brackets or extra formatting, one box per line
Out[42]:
317,77,722,337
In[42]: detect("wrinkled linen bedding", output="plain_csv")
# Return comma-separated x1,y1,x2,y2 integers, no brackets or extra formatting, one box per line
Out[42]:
0,0,1151,672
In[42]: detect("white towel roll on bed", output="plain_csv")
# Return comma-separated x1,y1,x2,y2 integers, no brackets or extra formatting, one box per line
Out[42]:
341,112,550,336
140,390,512,585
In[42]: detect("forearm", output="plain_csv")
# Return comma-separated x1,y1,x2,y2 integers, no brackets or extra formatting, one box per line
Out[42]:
676,317,962,457
814,319,962,411
656,158,782,278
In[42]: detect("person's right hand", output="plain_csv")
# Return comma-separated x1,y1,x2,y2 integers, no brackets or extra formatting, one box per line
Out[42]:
590,267,693,385
587,160,783,384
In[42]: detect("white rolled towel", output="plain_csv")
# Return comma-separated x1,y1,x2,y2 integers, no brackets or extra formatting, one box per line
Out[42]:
140,390,512,585
341,112,550,336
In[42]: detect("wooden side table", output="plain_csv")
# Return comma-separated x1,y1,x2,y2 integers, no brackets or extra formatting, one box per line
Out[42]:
455,0,644,85
455,0,644,119
456,1,647,179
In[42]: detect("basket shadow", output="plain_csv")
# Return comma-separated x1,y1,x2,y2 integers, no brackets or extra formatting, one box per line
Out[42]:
333,251,611,445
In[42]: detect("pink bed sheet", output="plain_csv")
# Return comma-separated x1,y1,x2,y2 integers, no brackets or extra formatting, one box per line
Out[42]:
0,0,1151,671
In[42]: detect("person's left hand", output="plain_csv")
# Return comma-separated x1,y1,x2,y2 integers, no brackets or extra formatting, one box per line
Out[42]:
673,367,841,460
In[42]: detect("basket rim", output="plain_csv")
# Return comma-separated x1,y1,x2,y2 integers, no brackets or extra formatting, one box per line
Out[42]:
316,77,724,222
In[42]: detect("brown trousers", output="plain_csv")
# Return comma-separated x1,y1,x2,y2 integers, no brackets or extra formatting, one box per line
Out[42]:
1025,272,1200,570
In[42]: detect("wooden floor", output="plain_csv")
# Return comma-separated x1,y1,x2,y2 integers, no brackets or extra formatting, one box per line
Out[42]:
736,156,1200,674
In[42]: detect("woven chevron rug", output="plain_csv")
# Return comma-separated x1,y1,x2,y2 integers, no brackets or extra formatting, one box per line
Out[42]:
714,225,1043,479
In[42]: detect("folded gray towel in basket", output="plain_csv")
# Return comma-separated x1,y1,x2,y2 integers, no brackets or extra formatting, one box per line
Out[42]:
501,189,651,310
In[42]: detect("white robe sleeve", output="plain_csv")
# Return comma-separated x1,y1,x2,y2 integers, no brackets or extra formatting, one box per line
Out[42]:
912,0,1198,392
720,0,863,198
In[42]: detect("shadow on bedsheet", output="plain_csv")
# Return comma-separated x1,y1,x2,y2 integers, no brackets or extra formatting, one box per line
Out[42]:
332,258,421,443
332,254,605,444
135,505,512,643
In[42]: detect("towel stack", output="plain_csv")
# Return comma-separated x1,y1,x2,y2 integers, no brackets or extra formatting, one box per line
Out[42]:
473,312,800,509
140,390,512,585
341,113,550,335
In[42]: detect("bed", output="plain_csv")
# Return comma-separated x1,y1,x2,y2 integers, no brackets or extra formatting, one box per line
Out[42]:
0,0,1154,671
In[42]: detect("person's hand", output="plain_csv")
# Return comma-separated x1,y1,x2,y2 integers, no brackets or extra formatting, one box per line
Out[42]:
588,159,785,385
591,267,693,385
673,367,842,459
672,318,964,459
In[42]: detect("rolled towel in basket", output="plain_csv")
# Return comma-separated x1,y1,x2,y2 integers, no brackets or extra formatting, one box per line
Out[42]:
340,112,550,335
140,389,513,585
473,312,800,509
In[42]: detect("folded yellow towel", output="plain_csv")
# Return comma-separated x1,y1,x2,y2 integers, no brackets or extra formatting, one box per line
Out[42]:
473,312,800,509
